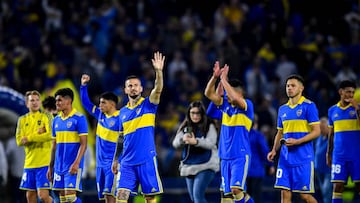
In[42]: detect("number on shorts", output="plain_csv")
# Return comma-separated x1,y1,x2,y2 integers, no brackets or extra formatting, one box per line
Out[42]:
332,164,341,174
276,168,283,178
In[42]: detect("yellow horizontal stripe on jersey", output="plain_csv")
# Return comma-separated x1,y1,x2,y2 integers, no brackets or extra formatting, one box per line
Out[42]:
123,113,155,135
334,119,360,133
56,131,80,143
222,113,252,131
282,120,311,133
97,124,118,143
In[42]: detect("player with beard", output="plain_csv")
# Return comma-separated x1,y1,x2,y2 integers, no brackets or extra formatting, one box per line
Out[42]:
327,80,360,203
267,74,320,203
205,61,255,203
112,52,165,203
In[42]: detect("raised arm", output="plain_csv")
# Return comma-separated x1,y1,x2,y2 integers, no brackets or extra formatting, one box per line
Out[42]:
220,65,246,109
204,61,223,106
149,52,165,104
80,74,100,118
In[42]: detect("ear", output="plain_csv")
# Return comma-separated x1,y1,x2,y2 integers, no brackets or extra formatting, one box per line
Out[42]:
338,88,342,95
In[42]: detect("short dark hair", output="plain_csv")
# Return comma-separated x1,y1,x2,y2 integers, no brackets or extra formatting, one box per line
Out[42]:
228,79,244,89
286,74,305,85
54,88,74,101
125,75,140,81
338,80,356,89
42,96,56,110
100,92,118,104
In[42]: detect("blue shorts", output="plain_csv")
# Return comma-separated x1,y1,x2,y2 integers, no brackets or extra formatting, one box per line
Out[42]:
331,158,360,183
274,161,315,193
19,166,51,191
96,166,117,200
117,157,163,195
220,155,250,195
52,168,83,192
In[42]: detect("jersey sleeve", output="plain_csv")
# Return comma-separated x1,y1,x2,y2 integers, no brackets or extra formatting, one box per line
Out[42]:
307,102,320,125
80,85,101,119
77,115,88,136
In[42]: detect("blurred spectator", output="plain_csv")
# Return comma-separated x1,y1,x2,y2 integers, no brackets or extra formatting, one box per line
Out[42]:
314,117,331,203
247,114,275,203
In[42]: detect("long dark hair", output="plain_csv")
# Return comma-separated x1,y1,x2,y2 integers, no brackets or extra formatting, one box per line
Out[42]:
177,101,214,134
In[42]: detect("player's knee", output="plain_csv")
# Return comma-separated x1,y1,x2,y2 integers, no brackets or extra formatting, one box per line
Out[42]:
65,194,77,202
281,189,292,200
37,189,50,201
299,193,313,201
116,189,130,201
232,189,244,201
144,195,156,203
26,191,37,201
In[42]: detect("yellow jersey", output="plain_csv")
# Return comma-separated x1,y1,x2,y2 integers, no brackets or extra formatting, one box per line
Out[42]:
15,111,53,168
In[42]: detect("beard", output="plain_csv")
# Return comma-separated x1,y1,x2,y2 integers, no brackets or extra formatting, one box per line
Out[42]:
287,91,300,99
129,94,140,99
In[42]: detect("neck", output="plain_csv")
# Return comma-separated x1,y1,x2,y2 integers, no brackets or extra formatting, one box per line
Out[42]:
340,100,349,107
129,96,141,106
289,94,301,105
62,107,72,117
107,108,116,115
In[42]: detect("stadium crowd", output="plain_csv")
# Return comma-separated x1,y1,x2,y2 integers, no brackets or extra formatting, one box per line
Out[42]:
1,0,360,202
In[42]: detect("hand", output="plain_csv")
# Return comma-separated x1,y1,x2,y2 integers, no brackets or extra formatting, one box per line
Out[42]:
284,138,300,146
21,137,29,145
182,133,197,145
112,160,119,174
268,166,275,175
47,167,53,182
38,126,46,134
151,51,165,71
267,150,276,162
220,64,229,81
69,162,79,175
213,61,222,78
81,74,90,86
345,98,358,108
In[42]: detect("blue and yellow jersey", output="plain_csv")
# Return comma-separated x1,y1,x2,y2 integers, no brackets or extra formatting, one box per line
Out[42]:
119,97,157,165
218,98,254,159
80,85,119,167
328,102,360,160
277,96,319,166
15,111,53,168
52,108,88,174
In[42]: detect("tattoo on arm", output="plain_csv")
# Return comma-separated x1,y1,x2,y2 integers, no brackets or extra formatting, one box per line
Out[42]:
114,135,124,160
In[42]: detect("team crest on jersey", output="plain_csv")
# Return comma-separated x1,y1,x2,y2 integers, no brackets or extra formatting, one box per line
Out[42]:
109,120,115,127
136,108,141,115
66,121,73,128
296,109,302,117
349,110,356,117
38,120,42,125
